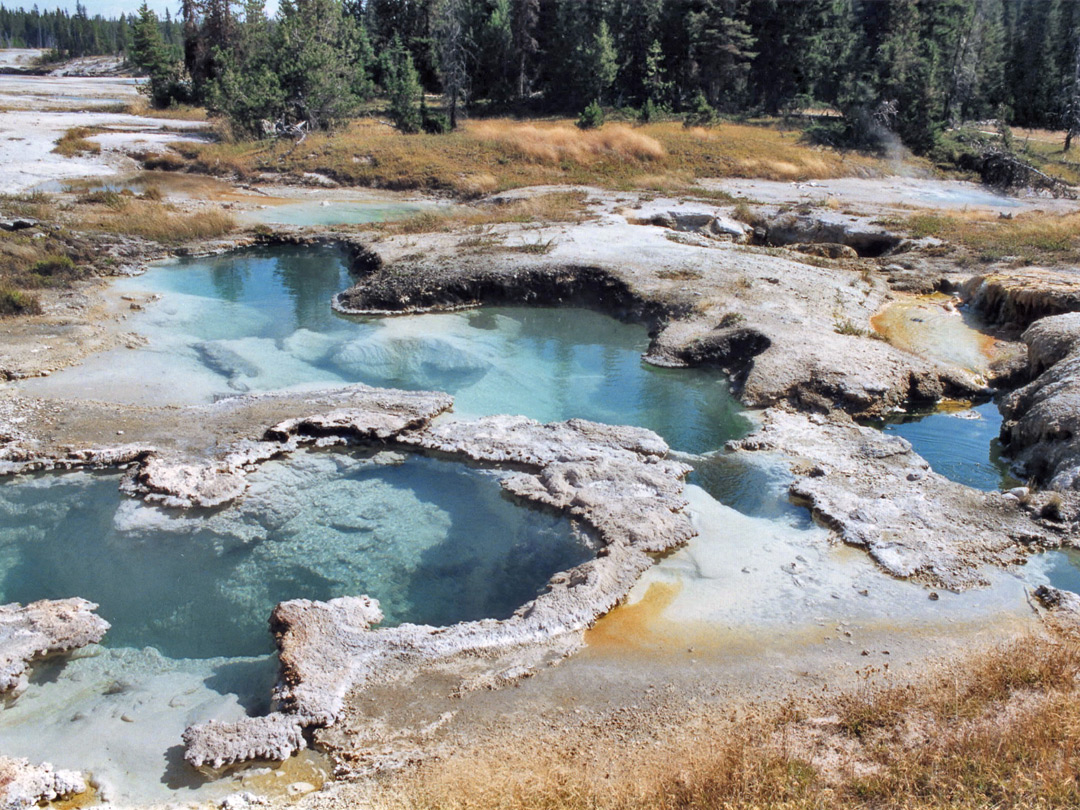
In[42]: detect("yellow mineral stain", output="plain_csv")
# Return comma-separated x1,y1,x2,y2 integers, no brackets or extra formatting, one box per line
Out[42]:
48,785,99,810
233,749,332,800
585,581,683,652
871,293,999,375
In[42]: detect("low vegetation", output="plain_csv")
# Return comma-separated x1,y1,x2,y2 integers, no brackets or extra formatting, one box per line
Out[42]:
73,199,235,244
901,209,1080,264
52,127,102,157
366,191,589,237
378,633,1080,810
172,117,882,197
0,190,235,317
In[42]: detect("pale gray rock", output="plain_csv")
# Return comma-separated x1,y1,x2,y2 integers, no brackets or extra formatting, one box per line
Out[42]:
0,757,87,810
1002,314,1080,491
124,387,453,508
728,409,1060,589
183,712,313,771
0,598,109,696
183,416,693,768
761,211,901,257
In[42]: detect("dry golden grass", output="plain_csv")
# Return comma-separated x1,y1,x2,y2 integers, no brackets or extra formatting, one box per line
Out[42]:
74,199,235,243
367,634,1080,810
122,101,209,121
367,191,588,236
175,117,885,197
469,120,665,163
903,209,1080,262
52,126,101,157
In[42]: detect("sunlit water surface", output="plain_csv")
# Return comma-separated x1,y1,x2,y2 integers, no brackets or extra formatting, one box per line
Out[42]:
8,243,1077,802
21,244,751,454
875,402,1017,492
0,453,588,800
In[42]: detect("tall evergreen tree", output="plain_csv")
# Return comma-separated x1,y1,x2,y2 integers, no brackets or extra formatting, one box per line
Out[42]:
688,0,756,112
277,0,361,129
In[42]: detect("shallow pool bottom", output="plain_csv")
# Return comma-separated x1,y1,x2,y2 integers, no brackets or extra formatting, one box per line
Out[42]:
21,244,752,454
0,452,589,659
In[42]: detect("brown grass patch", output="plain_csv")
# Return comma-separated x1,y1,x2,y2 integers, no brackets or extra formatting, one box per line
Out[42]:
75,200,235,243
903,209,1080,262
366,634,1080,810
123,101,209,121
175,117,886,197
469,120,665,163
368,191,588,236
52,127,102,157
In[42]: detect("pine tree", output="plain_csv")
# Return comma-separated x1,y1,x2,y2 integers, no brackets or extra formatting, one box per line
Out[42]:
642,38,672,109
205,0,285,136
435,0,471,126
511,0,539,100
384,34,423,132
582,19,618,105
277,0,360,130
688,0,757,112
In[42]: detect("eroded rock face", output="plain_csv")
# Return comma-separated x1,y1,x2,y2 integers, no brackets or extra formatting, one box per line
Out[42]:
962,270,1080,330
182,416,693,769
122,387,454,508
0,598,109,696
0,757,87,810
761,211,902,257
331,215,984,420
728,409,1061,589
1002,314,1080,492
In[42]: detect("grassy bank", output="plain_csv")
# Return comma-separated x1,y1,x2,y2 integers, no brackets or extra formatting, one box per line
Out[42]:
0,190,235,316
899,209,1080,264
170,118,886,197
366,633,1080,810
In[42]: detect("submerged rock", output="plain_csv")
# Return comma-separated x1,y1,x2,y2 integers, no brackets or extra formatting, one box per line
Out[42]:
0,598,109,696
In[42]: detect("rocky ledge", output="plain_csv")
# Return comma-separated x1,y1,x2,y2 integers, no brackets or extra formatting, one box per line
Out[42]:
0,598,109,698
728,409,1066,589
1001,313,1080,495
330,198,986,419
0,756,87,810
182,414,692,769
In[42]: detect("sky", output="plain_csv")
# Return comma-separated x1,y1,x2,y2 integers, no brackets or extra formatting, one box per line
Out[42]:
37,0,280,19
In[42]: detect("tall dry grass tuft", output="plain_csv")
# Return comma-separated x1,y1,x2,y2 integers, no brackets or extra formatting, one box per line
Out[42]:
470,121,665,164
77,201,235,243
369,191,588,236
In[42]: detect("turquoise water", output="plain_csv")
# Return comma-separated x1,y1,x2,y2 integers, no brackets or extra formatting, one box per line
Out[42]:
874,402,1017,491
241,201,429,227
0,454,588,659
27,244,751,454
1044,548,1080,594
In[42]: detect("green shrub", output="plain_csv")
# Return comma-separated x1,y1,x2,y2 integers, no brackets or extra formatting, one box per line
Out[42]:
683,92,717,128
29,255,77,277
0,287,41,316
421,100,452,135
577,101,605,130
